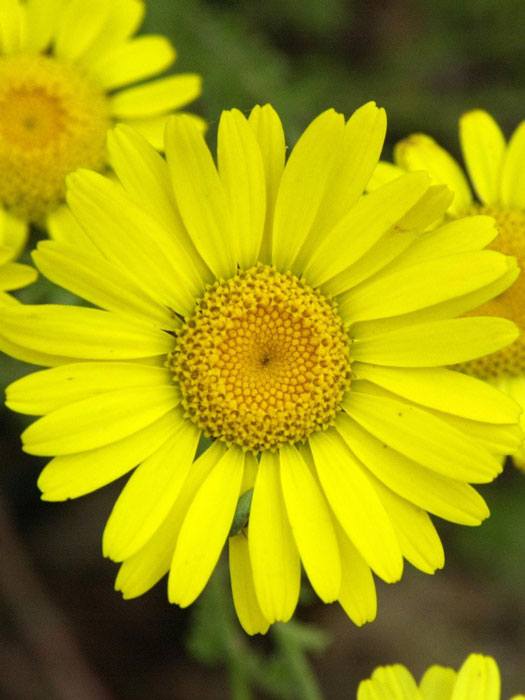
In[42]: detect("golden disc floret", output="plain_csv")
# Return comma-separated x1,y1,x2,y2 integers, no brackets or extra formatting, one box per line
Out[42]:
461,206,525,379
0,54,109,221
168,264,351,452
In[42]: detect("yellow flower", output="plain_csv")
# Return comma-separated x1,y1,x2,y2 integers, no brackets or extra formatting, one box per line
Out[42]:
0,0,201,235
371,110,525,466
0,208,36,301
0,104,521,635
358,653,525,699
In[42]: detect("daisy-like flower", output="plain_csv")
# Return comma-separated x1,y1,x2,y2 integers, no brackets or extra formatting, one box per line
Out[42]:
0,104,522,635
358,653,525,699
371,110,525,465
0,208,36,302
0,0,201,238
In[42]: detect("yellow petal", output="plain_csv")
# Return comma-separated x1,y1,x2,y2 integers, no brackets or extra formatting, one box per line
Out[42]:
391,216,498,269
229,534,270,635
248,104,285,263
271,109,345,271
33,242,176,329
358,665,420,700
67,170,202,314
25,0,64,52
340,251,510,323
352,317,518,367
367,161,405,191
335,523,377,626
353,259,518,337
38,410,179,501
279,444,341,602
116,515,176,600
501,121,525,208
452,654,500,700
459,110,506,205
0,246,14,266
127,112,205,151
53,0,110,62
430,410,522,455
7,361,171,415
0,304,172,361
22,385,179,456
0,0,26,54
0,209,28,258
0,333,73,367
419,666,457,700
372,477,444,574
336,414,489,525
309,429,403,582
46,204,96,252
352,363,520,424
107,124,209,284
394,133,472,216
218,109,266,269
325,230,417,298
390,185,452,236
0,262,37,291
110,74,202,119
168,447,244,607
240,452,258,493
303,171,430,287
165,115,236,279
91,35,175,90
116,441,226,599
309,102,387,239
0,291,18,305
76,0,144,64
249,451,301,622
343,390,502,483
122,115,167,151
103,417,200,561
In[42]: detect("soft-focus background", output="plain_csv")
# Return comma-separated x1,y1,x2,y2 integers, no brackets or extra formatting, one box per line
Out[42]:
2,1,525,697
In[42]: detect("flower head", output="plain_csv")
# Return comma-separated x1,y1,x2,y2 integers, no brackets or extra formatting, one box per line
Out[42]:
0,0,201,233
358,653,525,699
372,110,525,465
1,104,521,634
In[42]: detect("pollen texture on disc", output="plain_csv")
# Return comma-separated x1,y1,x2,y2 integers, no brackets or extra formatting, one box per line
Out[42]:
0,54,109,221
168,265,351,452
461,206,525,378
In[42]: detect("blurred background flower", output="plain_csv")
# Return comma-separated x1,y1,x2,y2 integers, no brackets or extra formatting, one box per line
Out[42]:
2,0,525,698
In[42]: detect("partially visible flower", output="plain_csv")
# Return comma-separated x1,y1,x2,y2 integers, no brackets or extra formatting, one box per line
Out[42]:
358,653,525,699
371,110,525,467
0,209,36,303
0,105,521,636
0,0,202,241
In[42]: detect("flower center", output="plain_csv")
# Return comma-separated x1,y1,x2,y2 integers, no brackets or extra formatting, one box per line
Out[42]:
460,206,525,379
168,264,351,452
0,54,109,221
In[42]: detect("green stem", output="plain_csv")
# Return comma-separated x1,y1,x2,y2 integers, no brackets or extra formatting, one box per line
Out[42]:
272,622,324,700
207,564,253,700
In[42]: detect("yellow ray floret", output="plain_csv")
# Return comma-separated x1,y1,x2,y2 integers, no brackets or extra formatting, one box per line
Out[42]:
0,104,522,634
372,109,525,467
358,652,524,699
0,206,36,301
0,0,202,235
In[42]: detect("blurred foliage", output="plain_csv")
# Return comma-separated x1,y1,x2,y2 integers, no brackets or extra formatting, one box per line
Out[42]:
143,0,525,151
188,562,328,699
